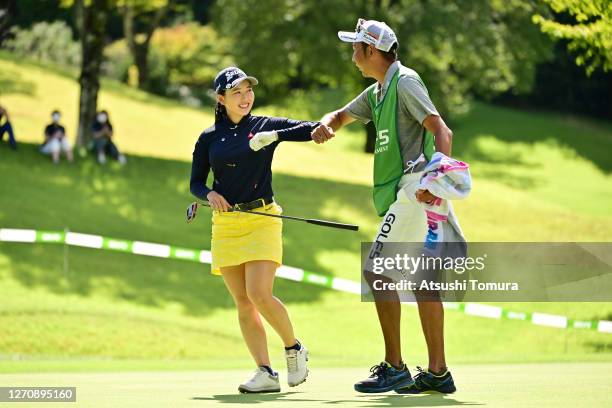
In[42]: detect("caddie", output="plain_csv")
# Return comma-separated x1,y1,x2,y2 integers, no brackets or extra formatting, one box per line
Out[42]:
311,18,457,394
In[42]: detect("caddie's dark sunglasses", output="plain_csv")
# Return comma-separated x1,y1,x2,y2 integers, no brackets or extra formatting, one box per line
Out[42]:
356,18,366,33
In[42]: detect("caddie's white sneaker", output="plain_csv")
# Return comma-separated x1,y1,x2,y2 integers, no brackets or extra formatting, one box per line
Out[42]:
238,367,280,393
286,343,309,387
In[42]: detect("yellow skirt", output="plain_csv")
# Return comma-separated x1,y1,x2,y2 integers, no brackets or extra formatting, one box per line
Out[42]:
210,202,283,275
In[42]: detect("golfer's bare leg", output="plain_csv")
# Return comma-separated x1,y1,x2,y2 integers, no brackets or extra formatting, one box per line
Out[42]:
365,271,403,368
245,260,297,347
221,264,271,367
417,299,447,373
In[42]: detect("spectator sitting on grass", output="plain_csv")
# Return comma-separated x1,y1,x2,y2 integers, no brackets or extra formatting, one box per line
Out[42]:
92,110,126,165
0,105,18,150
41,110,73,164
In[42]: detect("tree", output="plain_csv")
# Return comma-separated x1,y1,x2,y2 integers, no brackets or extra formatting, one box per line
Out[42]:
213,0,554,152
148,23,233,99
119,0,174,90
0,0,16,46
72,0,112,148
533,0,612,75
62,0,174,146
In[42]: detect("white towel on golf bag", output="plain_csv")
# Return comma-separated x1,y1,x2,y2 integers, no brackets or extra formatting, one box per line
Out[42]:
417,152,471,258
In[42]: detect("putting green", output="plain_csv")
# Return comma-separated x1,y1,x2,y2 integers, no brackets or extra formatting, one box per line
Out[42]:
1,363,610,407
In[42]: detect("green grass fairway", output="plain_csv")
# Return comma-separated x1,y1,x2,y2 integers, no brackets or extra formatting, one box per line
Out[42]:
1,364,611,407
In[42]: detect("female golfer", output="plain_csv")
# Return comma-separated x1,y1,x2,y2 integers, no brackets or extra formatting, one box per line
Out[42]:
190,67,327,393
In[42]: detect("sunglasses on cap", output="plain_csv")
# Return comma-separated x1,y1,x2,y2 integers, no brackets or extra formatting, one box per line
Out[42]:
356,18,367,33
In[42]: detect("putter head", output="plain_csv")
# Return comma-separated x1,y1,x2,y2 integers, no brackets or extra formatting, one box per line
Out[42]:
186,202,199,223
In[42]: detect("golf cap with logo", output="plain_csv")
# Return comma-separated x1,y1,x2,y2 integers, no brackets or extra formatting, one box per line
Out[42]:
214,67,259,93
338,18,398,52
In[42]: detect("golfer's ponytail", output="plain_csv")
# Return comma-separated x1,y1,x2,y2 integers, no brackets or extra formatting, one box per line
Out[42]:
215,92,228,123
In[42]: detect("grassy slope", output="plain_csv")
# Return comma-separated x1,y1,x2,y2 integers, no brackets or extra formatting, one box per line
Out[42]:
0,55,611,371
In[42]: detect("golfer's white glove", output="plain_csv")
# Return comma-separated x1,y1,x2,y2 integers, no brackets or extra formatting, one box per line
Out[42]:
249,131,278,151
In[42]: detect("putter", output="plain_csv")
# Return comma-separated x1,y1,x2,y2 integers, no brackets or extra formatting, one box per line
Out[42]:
186,201,359,232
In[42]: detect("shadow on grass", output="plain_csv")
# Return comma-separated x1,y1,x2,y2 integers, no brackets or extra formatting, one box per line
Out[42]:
194,392,325,404
353,394,482,407
451,102,612,174
584,341,612,353
476,169,542,190
0,68,37,96
0,143,376,317
194,392,482,406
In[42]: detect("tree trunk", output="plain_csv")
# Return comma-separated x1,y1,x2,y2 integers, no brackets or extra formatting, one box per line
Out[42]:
0,0,16,46
122,3,169,90
134,45,149,89
76,0,109,148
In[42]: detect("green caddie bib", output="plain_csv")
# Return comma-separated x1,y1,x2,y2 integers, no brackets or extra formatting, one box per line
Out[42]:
367,71,435,216
368,70,404,216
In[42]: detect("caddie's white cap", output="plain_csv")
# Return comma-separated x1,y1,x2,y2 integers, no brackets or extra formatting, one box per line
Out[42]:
338,18,398,52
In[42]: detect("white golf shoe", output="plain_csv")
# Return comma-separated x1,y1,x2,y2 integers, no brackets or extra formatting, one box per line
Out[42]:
238,367,281,393
286,343,309,387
